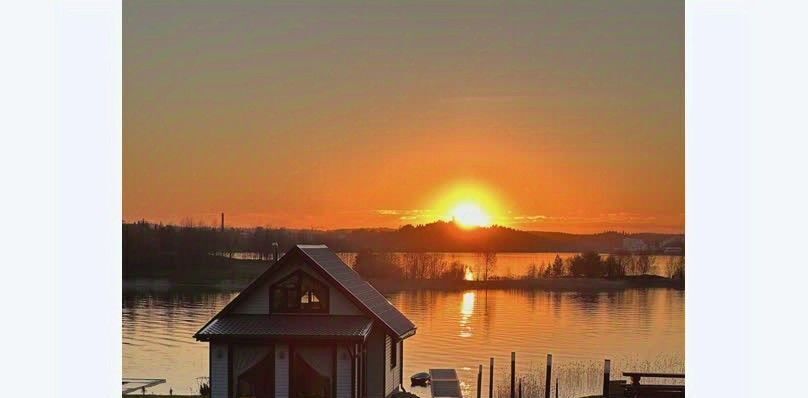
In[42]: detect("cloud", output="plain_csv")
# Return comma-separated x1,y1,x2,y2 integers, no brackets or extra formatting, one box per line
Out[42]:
513,215,548,221
375,209,431,216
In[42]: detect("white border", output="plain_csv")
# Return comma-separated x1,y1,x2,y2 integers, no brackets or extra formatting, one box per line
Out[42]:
1,1,122,397
687,1,808,397
4,1,808,397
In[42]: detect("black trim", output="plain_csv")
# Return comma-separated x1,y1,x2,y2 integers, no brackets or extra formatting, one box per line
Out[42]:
389,334,397,370
289,344,296,398
332,345,337,398
200,336,367,345
227,344,233,398
271,344,277,398
351,344,357,398
361,343,367,398
399,341,404,391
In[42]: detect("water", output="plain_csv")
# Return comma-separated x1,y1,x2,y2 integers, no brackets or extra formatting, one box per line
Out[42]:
123,287,683,397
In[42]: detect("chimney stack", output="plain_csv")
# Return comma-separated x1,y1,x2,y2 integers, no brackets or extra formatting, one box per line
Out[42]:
220,212,224,232
272,242,279,263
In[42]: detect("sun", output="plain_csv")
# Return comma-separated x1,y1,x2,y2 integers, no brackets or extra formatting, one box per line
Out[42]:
427,181,506,228
450,202,492,228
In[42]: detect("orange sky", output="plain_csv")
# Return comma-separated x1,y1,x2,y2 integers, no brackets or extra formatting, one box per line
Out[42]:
124,1,683,234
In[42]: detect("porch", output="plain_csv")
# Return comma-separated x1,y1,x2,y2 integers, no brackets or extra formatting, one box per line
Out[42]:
197,314,373,398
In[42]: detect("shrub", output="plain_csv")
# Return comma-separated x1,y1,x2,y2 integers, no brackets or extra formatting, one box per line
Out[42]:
569,252,605,277
665,256,685,279
353,250,402,279
441,261,467,280
197,377,210,397
547,255,566,277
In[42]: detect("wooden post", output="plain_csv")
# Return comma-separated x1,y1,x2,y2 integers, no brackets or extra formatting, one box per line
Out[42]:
489,357,495,398
511,352,516,398
602,359,611,398
544,354,552,398
518,378,522,398
555,378,558,398
477,364,483,398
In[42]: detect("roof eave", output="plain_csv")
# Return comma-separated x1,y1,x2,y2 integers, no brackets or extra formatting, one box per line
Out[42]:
395,327,417,341
193,334,368,343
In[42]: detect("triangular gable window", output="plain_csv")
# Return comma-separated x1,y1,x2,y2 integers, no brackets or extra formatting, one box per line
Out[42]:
270,270,329,313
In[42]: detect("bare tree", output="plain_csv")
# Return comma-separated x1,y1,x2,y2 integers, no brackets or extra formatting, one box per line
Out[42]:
550,255,565,277
524,263,539,280
479,251,497,281
665,256,685,279
635,254,655,275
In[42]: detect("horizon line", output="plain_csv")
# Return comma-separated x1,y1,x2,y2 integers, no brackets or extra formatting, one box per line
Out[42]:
122,219,684,236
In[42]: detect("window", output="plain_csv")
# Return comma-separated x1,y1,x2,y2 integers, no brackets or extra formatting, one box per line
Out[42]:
270,271,329,313
389,336,397,369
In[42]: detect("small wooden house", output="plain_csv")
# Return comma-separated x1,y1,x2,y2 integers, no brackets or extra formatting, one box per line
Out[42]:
195,245,417,398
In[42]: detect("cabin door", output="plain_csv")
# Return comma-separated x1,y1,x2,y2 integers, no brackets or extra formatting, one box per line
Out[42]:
233,346,274,398
291,346,334,398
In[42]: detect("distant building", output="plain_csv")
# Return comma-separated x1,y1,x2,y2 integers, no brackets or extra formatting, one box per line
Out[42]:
195,245,416,398
660,237,684,255
622,238,648,252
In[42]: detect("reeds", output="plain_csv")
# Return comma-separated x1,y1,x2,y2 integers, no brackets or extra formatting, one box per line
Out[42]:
492,354,683,398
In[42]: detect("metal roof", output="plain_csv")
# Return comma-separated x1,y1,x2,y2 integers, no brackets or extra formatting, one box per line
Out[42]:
195,314,373,341
194,245,416,340
298,245,417,339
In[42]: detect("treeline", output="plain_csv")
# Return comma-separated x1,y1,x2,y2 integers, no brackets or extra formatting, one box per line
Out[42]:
522,252,685,280
123,221,290,277
123,220,684,263
349,250,685,281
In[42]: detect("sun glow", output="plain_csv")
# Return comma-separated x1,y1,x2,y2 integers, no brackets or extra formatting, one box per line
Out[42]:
450,202,492,228
428,181,506,229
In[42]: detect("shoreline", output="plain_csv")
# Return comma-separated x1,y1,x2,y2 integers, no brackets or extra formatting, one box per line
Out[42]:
123,275,683,293
367,275,683,293
123,254,683,293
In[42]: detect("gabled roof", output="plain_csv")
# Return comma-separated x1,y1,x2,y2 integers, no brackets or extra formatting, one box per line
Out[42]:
194,245,416,340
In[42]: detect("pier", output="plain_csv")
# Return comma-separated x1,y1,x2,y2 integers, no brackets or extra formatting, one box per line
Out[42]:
430,368,463,398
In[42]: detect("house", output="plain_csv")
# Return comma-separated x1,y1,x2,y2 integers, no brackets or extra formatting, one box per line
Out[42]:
194,244,417,398
622,237,648,252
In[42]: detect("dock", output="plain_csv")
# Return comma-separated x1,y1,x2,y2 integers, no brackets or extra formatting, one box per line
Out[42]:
430,368,463,398
122,378,166,394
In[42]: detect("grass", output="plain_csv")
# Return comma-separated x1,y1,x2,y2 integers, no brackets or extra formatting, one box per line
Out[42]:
492,354,684,398
122,396,201,398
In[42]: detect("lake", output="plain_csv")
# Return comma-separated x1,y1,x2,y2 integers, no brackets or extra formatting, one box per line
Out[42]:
123,287,683,397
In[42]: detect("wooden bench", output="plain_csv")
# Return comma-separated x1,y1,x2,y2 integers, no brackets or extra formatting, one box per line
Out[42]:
622,372,684,398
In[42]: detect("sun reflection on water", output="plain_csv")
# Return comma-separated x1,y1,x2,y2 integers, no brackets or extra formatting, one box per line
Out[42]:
459,291,475,338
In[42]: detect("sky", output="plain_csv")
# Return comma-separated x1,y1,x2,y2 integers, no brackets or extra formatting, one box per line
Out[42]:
124,1,683,234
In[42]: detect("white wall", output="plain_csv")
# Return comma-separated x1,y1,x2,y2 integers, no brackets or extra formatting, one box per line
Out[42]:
365,325,386,398
232,284,269,314
275,344,289,398
210,343,228,398
336,346,353,398
383,335,401,395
